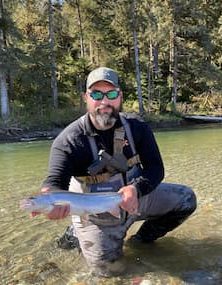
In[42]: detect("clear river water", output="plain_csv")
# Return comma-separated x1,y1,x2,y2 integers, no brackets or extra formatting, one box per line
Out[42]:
0,125,222,285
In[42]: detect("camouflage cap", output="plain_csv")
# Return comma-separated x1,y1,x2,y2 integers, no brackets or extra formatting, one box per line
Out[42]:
86,67,119,89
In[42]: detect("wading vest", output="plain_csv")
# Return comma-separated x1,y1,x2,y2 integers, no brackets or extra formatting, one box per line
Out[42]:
69,114,142,225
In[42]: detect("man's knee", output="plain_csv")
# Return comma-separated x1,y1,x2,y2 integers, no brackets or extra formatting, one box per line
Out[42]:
179,186,197,215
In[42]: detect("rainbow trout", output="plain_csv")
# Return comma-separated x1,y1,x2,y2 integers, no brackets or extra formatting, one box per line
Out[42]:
20,191,123,217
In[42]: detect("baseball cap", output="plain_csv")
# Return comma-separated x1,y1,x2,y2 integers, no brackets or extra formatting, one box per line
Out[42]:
86,67,119,89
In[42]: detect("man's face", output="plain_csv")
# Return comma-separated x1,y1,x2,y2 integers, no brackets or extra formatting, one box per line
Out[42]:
84,81,122,130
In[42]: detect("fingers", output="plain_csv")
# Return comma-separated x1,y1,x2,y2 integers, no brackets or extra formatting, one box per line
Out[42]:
118,185,139,215
29,188,50,218
30,211,41,218
41,187,50,193
31,205,70,220
125,200,139,215
47,204,70,220
121,197,137,213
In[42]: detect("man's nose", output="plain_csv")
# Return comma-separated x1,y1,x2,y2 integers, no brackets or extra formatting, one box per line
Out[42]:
100,95,110,104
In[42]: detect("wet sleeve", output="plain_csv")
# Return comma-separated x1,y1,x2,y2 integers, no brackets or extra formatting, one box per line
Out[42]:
131,122,164,196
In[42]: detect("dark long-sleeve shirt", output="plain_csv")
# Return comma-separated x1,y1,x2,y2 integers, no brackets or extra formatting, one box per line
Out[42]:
42,113,164,196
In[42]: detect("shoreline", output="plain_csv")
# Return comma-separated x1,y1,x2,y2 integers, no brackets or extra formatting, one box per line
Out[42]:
0,119,221,144
0,128,63,144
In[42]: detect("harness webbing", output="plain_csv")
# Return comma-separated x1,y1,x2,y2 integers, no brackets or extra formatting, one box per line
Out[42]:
77,114,141,184
119,114,137,155
86,113,137,159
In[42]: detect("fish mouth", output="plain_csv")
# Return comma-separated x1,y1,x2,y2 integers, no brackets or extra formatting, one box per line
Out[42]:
20,199,35,210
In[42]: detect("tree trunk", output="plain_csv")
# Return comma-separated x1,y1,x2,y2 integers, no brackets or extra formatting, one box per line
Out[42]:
146,41,152,113
0,0,9,120
76,0,85,111
170,26,178,111
0,72,9,120
146,62,151,113
76,0,85,58
132,0,144,115
89,40,94,64
49,0,58,109
149,39,155,99
153,43,159,79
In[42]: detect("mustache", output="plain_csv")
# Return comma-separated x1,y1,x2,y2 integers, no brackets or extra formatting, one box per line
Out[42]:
95,105,119,120
95,104,114,111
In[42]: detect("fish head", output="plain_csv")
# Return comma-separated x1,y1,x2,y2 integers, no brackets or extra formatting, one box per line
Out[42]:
20,195,51,213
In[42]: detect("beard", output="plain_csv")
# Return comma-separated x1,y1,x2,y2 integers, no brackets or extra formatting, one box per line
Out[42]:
90,104,121,130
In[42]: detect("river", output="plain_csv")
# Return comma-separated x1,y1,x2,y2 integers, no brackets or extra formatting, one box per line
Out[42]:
0,126,222,285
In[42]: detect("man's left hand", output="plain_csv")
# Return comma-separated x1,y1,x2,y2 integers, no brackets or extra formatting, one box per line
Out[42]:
118,185,139,215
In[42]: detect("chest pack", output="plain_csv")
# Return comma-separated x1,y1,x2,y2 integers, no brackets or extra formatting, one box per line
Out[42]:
72,114,142,193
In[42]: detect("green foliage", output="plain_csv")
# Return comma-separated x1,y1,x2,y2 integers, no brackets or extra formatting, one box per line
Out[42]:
1,0,222,125
7,103,83,130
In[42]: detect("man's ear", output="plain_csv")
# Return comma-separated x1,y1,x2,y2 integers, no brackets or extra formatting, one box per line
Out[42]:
119,90,123,100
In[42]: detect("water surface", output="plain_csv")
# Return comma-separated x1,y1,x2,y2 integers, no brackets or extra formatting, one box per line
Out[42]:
0,126,222,285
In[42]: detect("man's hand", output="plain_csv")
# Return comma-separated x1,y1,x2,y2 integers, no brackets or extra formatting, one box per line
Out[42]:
31,187,70,220
118,185,139,215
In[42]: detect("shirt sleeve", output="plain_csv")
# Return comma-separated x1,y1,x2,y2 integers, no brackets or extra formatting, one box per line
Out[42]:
41,135,74,190
130,120,164,196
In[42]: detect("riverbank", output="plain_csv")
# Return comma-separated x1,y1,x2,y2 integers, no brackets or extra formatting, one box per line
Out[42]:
0,115,221,144
0,127,63,143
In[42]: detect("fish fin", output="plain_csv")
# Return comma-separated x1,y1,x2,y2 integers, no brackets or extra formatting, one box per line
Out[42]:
109,206,121,218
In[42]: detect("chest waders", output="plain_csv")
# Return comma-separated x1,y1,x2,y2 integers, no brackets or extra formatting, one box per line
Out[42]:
68,114,142,226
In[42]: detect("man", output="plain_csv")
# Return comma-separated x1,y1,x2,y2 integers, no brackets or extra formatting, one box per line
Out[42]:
35,67,197,277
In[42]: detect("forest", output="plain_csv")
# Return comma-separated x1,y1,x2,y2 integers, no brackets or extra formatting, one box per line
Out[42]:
0,0,222,129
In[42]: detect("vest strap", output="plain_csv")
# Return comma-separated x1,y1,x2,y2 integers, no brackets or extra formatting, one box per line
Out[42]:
113,126,125,153
119,114,137,155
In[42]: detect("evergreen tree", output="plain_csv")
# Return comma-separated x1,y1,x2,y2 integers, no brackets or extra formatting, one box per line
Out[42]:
1,0,221,124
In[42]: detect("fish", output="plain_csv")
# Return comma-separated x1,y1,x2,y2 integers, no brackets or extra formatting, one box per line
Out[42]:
20,190,123,217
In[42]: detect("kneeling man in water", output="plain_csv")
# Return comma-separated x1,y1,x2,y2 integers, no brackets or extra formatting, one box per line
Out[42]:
34,67,197,277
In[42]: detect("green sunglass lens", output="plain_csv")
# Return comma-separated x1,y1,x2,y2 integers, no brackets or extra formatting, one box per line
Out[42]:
91,91,103,100
107,90,119,99
90,90,119,100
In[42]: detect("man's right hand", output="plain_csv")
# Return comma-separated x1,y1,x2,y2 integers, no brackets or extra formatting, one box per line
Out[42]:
31,187,70,220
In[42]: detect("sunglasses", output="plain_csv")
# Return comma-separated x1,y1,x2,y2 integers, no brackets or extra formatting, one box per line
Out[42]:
88,89,120,101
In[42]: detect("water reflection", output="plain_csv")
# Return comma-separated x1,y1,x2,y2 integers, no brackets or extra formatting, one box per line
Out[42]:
0,127,222,284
